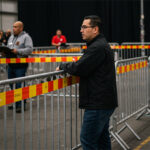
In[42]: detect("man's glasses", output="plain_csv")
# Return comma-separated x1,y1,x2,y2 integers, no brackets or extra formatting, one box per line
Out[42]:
80,25,95,30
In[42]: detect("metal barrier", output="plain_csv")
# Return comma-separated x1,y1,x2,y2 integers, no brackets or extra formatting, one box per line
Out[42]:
122,42,150,57
33,46,56,54
0,53,82,80
110,56,150,150
0,71,83,150
1,50,150,150
27,53,82,75
33,44,83,54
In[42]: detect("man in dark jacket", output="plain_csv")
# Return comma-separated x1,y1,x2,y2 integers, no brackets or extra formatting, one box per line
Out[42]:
56,15,118,150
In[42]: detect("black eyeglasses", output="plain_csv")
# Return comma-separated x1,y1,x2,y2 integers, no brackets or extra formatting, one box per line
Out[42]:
80,25,95,30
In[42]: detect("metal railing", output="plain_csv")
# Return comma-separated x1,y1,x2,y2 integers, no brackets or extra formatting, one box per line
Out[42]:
0,71,83,150
0,56,150,150
110,56,150,150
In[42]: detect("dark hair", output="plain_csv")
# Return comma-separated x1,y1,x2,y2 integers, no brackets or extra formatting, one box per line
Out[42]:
84,15,102,33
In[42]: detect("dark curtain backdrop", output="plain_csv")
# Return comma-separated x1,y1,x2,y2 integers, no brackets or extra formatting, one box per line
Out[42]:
18,0,150,46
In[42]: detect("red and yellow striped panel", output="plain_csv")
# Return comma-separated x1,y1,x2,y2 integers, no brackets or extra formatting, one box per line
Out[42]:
0,76,80,107
111,45,150,49
116,60,148,74
32,49,56,54
60,47,81,53
0,56,81,64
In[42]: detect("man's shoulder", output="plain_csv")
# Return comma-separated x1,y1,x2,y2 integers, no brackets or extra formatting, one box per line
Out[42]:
61,35,66,38
53,35,57,38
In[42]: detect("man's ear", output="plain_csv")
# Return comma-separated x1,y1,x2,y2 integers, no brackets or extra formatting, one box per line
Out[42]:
93,26,99,34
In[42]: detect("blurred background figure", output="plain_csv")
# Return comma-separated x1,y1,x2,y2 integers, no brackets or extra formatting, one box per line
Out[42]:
4,29,11,45
7,21,33,113
51,29,67,51
0,30,5,46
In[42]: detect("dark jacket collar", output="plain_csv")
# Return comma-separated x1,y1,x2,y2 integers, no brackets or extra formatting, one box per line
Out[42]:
87,33,104,46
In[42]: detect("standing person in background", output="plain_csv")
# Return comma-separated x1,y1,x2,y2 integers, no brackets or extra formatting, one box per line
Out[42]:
7,21,33,113
51,29,67,52
0,30,5,46
4,29,11,45
56,15,118,150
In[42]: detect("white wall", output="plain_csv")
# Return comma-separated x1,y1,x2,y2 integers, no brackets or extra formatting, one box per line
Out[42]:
0,0,18,32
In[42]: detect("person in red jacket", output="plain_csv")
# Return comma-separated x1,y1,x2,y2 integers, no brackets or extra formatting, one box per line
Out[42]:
51,29,67,47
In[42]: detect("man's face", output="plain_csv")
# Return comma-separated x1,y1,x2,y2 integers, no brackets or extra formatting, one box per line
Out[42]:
56,30,62,37
80,19,95,42
13,23,22,36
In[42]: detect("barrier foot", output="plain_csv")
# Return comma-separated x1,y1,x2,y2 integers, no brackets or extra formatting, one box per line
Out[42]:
72,144,82,150
136,109,147,120
115,132,130,150
125,122,141,140
146,108,150,115
110,131,128,150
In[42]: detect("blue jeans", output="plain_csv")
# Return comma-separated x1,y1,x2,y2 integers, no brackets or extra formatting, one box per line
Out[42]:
8,65,27,108
80,109,114,150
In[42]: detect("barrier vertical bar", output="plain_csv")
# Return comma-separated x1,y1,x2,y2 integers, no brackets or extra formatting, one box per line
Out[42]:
44,93,47,150
13,83,17,150
63,87,66,150
21,82,25,150
69,85,72,149
29,93,33,150
37,91,40,150
75,84,78,146
51,91,54,150
57,89,60,150
4,85,7,150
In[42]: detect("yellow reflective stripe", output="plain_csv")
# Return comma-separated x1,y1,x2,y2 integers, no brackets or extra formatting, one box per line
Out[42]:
56,57,62,62
122,66,125,73
121,45,125,49
132,64,135,71
127,65,130,72
45,57,51,62
66,57,73,62
117,67,119,74
63,77,68,87
1,58,6,64
10,58,16,63
42,82,48,94
0,92,6,106
133,45,137,49
14,88,22,102
29,85,36,97
53,80,58,91
20,58,26,63
35,58,41,62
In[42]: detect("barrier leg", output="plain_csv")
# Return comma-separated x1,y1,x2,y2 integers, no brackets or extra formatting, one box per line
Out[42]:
136,109,147,120
125,122,141,140
110,131,128,150
115,132,130,150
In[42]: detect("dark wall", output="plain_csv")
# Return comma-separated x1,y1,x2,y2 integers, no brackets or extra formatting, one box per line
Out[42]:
18,0,150,46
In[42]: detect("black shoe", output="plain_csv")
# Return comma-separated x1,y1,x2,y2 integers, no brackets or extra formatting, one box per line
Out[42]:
8,105,13,110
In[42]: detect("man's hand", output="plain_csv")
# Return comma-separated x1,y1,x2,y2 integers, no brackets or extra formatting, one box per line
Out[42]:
1,52,5,57
12,49,17,54
56,66,60,71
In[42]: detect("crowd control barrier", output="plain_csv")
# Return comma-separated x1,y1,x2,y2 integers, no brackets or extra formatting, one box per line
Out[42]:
0,71,83,150
110,56,150,150
0,56,150,150
122,42,150,58
27,53,82,75
0,53,82,80
33,44,83,54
